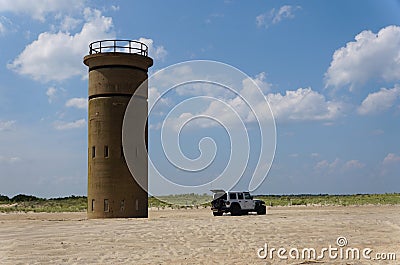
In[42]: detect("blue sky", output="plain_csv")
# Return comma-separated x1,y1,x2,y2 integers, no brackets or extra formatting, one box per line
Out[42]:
1,0,400,197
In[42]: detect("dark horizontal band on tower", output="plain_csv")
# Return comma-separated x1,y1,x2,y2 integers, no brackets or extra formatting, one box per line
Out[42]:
88,64,149,73
89,93,133,100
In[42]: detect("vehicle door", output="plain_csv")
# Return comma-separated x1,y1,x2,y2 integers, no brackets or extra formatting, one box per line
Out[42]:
236,192,248,210
243,192,255,210
228,192,238,208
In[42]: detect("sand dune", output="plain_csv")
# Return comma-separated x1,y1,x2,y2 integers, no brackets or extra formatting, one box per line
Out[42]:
0,205,399,264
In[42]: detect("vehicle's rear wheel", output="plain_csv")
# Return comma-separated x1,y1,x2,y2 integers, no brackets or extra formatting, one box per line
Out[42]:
256,205,266,215
213,211,223,216
230,204,242,216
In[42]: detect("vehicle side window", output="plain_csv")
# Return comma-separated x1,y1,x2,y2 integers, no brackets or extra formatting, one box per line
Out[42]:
229,193,237,200
244,193,251,199
238,193,244,200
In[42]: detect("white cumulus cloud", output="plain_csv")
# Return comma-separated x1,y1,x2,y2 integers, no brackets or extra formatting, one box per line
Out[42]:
60,16,82,32
203,75,341,123
325,25,400,90
0,0,85,21
272,5,299,24
243,72,271,94
156,70,344,130
383,153,400,164
66,97,87,109
149,86,171,111
46,87,57,103
138,37,167,61
0,156,21,163
315,158,366,172
0,120,16,131
314,158,340,171
344,160,365,170
160,73,342,131
7,10,167,82
256,5,301,28
267,88,344,122
0,20,4,34
54,119,86,130
0,15,13,34
0,120,16,132
7,8,115,82
111,5,120,11
358,85,400,115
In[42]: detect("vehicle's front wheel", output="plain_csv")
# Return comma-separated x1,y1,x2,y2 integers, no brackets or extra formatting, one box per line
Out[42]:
213,211,223,216
230,204,242,216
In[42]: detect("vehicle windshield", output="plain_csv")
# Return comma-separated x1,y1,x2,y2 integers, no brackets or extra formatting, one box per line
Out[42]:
244,192,252,199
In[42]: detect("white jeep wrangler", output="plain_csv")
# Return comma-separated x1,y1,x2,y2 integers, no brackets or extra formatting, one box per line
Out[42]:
211,190,266,216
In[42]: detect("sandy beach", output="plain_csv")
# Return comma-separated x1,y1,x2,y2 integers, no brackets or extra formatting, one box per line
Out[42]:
0,205,399,264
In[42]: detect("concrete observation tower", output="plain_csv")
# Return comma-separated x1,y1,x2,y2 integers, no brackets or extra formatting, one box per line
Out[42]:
84,40,153,218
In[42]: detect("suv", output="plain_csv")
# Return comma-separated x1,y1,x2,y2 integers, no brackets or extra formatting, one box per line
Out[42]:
211,190,266,216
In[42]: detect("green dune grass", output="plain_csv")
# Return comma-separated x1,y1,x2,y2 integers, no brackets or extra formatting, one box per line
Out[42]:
0,193,399,213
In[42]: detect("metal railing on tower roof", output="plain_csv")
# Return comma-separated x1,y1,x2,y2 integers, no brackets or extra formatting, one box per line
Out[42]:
89,39,149,56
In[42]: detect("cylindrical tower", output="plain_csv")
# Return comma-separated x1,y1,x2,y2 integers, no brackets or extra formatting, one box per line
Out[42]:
83,40,153,218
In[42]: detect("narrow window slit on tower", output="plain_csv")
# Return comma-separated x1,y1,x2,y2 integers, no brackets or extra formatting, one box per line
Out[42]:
120,200,125,212
92,146,96,158
104,145,109,158
104,199,109,212
91,199,95,211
